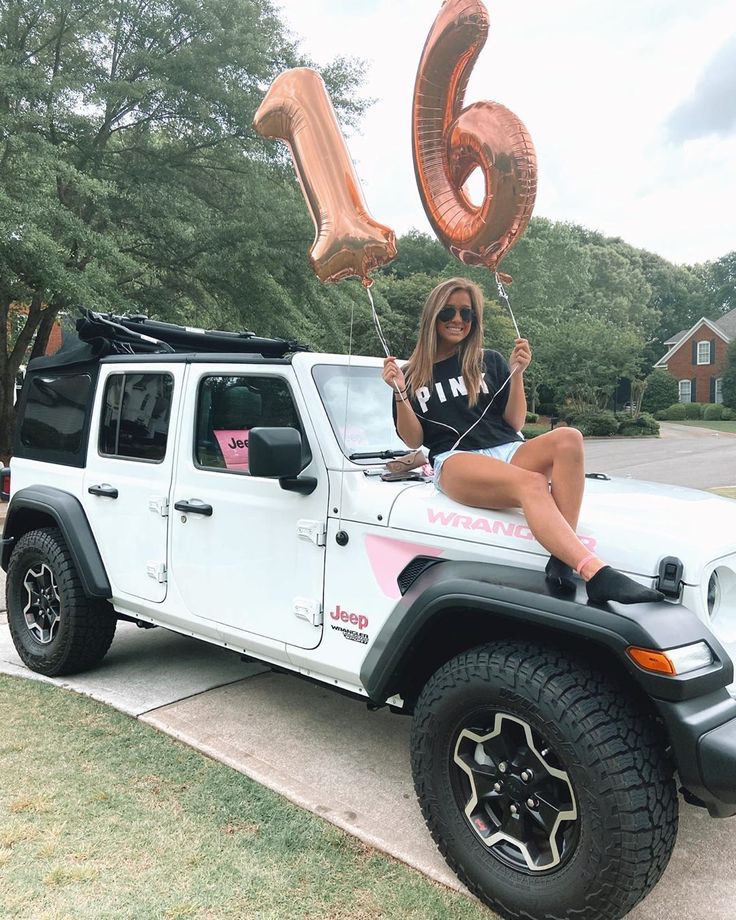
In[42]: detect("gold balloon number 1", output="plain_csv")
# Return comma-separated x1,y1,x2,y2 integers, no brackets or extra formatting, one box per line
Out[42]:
253,0,536,287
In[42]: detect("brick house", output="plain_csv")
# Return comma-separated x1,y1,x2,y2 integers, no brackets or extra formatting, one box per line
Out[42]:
653,307,736,404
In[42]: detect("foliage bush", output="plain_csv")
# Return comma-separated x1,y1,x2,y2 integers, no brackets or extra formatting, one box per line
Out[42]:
521,423,547,440
617,413,659,437
565,409,619,437
656,403,686,420
703,403,723,420
641,369,678,414
525,411,539,423
722,407,735,421
684,402,704,419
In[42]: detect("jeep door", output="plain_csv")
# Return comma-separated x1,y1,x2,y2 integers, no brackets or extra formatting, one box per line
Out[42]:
168,364,327,649
82,362,185,603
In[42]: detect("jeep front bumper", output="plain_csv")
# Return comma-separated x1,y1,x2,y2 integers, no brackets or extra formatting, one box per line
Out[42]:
656,690,736,817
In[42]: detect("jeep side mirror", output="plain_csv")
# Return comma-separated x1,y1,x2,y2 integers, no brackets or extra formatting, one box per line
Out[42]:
248,428,317,495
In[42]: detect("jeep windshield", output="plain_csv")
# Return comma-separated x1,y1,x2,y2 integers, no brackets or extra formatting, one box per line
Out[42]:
312,364,410,462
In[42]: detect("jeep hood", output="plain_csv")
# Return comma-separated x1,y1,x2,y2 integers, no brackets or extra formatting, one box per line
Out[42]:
387,477,736,581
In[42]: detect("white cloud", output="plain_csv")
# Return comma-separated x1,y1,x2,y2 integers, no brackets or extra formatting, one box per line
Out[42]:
275,0,736,264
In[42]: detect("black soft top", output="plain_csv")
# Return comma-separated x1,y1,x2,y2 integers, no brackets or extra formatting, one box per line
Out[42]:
28,311,309,373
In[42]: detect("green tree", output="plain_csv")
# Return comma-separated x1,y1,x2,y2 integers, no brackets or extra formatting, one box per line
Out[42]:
641,369,678,414
383,230,453,280
695,252,736,317
722,340,736,410
536,313,642,409
0,0,367,456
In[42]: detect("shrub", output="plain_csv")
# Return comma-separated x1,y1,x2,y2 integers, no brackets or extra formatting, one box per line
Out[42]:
618,412,659,437
703,403,723,420
659,403,686,420
565,409,619,437
521,423,547,439
525,411,538,423
722,407,735,421
684,402,704,419
642,369,678,415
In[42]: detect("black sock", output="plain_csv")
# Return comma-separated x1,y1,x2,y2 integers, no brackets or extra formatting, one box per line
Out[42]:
586,566,664,605
545,556,576,592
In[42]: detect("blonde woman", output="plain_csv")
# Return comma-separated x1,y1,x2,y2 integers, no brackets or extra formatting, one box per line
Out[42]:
383,277,662,606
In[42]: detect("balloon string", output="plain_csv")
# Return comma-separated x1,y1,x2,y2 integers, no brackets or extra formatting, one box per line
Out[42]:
494,271,521,340
366,284,392,358
337,300,356,533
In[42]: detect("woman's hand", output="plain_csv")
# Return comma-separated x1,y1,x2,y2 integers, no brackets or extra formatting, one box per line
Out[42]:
510,338,532,373
382,356,407,394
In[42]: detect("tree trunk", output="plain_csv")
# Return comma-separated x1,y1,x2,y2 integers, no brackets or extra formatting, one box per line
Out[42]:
29,305,61,361
0,292,47,461
0,371,16,464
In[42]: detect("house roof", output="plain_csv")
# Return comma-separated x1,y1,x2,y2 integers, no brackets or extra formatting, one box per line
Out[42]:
715,306,736,339
664,329,688,346
654,314,732,368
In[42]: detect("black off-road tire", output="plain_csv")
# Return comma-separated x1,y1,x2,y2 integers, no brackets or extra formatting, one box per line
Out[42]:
411,641,678,920
6,527,116,676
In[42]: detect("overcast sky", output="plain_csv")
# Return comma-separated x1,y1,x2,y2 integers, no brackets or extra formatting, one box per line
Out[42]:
274,0,736,266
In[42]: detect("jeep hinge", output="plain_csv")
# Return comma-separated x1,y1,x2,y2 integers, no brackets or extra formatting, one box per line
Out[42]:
146,562,167,584
149,496,169,517
293,598,323,626
297,519,326,546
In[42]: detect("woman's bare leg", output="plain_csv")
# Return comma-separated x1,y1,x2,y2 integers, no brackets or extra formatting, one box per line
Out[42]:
439,452,663,604
439,452,592,571
511,427,585,531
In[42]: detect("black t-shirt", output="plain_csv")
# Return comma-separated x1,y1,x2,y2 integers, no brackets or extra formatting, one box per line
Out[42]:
392,350,521,463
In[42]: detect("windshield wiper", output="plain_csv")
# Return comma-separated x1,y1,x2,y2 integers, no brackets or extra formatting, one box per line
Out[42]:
348,449,414,461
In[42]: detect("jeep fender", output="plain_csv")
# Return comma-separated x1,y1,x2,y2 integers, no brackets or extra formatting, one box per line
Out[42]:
1,486,111,598
360,559,733,706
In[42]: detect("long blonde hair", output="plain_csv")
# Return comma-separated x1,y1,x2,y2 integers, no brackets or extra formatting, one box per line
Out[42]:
403,278,486,407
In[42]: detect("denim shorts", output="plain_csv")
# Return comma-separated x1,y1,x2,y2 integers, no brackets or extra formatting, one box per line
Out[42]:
433,441,524,493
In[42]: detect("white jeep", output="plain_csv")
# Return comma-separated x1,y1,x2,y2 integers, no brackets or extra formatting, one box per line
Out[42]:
3,313,736,920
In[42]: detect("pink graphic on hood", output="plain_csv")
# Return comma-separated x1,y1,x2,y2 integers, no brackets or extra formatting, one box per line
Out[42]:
364,534,443,599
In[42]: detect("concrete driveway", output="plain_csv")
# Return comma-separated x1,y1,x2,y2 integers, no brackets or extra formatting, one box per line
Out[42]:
1,423,735,919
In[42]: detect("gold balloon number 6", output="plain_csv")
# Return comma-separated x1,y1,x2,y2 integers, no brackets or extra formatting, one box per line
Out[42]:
413,0,537,280
253,0,536,286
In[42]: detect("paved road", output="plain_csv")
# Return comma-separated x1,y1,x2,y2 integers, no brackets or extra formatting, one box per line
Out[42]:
1,424,735,919
583,422,736,489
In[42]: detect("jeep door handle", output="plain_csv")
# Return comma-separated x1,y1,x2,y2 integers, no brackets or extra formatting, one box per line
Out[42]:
88,484,119,499
174,499,213,517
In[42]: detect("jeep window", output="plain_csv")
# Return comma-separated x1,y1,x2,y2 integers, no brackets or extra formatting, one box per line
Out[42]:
195,375,310,474
18,373,93,463
312,364,407,460
99,373,174,462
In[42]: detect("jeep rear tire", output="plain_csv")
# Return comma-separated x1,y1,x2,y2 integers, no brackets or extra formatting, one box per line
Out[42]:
411,641,678,920
6,527,116,676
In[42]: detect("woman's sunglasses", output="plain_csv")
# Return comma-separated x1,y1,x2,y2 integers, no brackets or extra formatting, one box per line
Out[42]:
437,306,474,323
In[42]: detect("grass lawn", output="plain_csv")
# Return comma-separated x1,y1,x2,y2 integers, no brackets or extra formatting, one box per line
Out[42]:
711,487,736,499
666,420,736,433
0,675,492,920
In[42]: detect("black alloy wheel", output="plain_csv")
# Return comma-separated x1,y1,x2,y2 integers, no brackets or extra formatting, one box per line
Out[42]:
411,641,678,920
7,527,117,676
21,561,62,645
451,710,579,873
